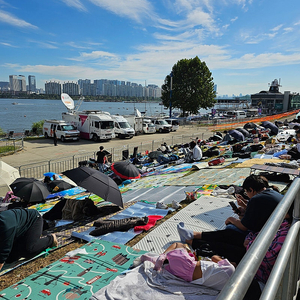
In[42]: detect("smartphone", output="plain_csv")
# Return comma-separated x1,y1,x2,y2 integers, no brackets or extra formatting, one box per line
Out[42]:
229,201,241,215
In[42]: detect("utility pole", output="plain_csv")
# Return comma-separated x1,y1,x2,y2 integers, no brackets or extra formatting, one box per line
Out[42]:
169,71,173,118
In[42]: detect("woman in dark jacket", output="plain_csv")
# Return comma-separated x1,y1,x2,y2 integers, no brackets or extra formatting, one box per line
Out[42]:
0,208,57,271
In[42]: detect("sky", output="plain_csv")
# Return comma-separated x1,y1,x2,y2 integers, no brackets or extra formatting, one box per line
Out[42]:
1,0,300,96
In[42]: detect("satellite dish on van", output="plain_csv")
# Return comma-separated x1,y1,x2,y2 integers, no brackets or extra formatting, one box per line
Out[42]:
61,93,75,111
135,109,142,117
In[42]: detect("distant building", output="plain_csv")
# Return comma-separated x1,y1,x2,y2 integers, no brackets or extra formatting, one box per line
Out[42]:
251,79,299,113
28,75,36,93
78,79,91,95
45,81,61,95
9,75,26,92
63,81,79,96
0,81,9,91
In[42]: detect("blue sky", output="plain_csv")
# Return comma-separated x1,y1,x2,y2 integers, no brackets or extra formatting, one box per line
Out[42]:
1,0,300,96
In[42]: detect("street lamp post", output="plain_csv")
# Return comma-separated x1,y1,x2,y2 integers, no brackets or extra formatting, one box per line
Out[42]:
169,71,173,118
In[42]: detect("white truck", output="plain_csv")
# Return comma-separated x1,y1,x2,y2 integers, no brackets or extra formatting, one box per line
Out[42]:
43,120,80,142
126,116,156,134
111,115,135,139
62,110,115,141
60,93,115,142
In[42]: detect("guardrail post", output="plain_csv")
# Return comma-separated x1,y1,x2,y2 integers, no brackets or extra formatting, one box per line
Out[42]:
72,155,75,168
48,160,51,172
172,136,174,146
152,140,154,152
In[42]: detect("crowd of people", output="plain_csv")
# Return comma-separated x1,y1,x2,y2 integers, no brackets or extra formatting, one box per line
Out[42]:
1,116,299,298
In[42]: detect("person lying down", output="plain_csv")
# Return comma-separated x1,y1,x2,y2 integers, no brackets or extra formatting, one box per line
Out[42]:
141,242,235,290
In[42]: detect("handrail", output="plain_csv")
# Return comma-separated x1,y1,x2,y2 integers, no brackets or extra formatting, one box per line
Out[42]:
216,176,300,300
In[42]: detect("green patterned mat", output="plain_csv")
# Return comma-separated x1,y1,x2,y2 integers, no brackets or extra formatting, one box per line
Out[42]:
0,240,146,298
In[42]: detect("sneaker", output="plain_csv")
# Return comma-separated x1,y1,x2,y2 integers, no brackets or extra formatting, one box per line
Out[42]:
172,200,182,210
156,202,168,209
51,234,58,248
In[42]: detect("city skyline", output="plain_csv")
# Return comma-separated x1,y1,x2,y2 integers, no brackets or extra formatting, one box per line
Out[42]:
1,1,300,95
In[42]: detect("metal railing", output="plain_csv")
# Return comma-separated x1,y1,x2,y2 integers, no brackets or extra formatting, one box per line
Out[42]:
0,138,24,155
18,133,205,178
217,176,300,300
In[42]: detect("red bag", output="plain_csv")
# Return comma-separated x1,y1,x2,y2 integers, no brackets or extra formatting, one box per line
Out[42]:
208,157,225,166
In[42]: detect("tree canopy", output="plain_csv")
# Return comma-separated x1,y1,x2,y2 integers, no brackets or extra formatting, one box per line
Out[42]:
161,56,216,116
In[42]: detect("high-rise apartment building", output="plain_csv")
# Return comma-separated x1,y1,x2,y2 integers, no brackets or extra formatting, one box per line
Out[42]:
28,75,36,93
62,81,79,96
9,75,26,92
45,81,61,95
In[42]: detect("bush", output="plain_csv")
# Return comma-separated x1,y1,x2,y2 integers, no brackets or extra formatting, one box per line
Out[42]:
31,120,44,135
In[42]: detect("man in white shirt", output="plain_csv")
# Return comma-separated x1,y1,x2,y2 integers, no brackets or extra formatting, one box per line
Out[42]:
190,141,202,161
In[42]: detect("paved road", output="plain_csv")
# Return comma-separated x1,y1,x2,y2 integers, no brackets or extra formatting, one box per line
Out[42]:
1,125,212,168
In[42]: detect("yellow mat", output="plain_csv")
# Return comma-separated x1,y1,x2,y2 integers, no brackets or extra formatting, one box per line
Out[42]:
234,158,290,168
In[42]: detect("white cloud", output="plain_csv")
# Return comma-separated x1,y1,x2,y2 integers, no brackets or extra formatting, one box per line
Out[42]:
87,0,154,23
231,17,238,22
0,10,38,29
294,20,300,26
60,0,87,11
0,42,16,47
283,27,293,33
271,24,283,32
80,51,117,59
28,40,58,49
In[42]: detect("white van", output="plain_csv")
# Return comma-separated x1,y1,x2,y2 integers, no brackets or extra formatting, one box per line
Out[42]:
111,115,135,138
43,120,80,142
153,119,172,133
226,110,247,120
165,118,179,131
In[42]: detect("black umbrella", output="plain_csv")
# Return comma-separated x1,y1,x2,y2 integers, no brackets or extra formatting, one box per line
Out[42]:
148,150,163,159
111,160,141,180
49,179,74,192
63,167,123,208
229,129,245,141
10,177,50,203
261,121,279,135
243,122,256,130
235,127,250,138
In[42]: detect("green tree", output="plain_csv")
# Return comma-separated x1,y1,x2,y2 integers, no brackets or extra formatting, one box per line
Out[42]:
31,120,44,135
161,56,216,116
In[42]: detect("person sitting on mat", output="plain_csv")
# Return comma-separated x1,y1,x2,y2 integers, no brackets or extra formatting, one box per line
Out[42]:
140,242,235,290
177,175,283,261
0,208,57,271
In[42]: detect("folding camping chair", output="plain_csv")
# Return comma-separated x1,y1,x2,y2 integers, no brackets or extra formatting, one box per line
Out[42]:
122,149,129,160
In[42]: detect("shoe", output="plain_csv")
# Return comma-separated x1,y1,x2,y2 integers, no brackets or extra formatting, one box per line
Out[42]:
51,234,58,248
172,200,182,210
156,202,168,209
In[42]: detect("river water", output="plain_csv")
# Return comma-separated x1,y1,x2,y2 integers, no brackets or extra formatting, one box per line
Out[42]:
0,99,177,133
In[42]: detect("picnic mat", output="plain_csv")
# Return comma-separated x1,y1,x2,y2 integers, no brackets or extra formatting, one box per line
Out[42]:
46,186,86,199
122,172,184,190
133,195,235,254
71,202,169,243
234,158,289,168
0,240,146,299
167,168,251,186
142,163,194,177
